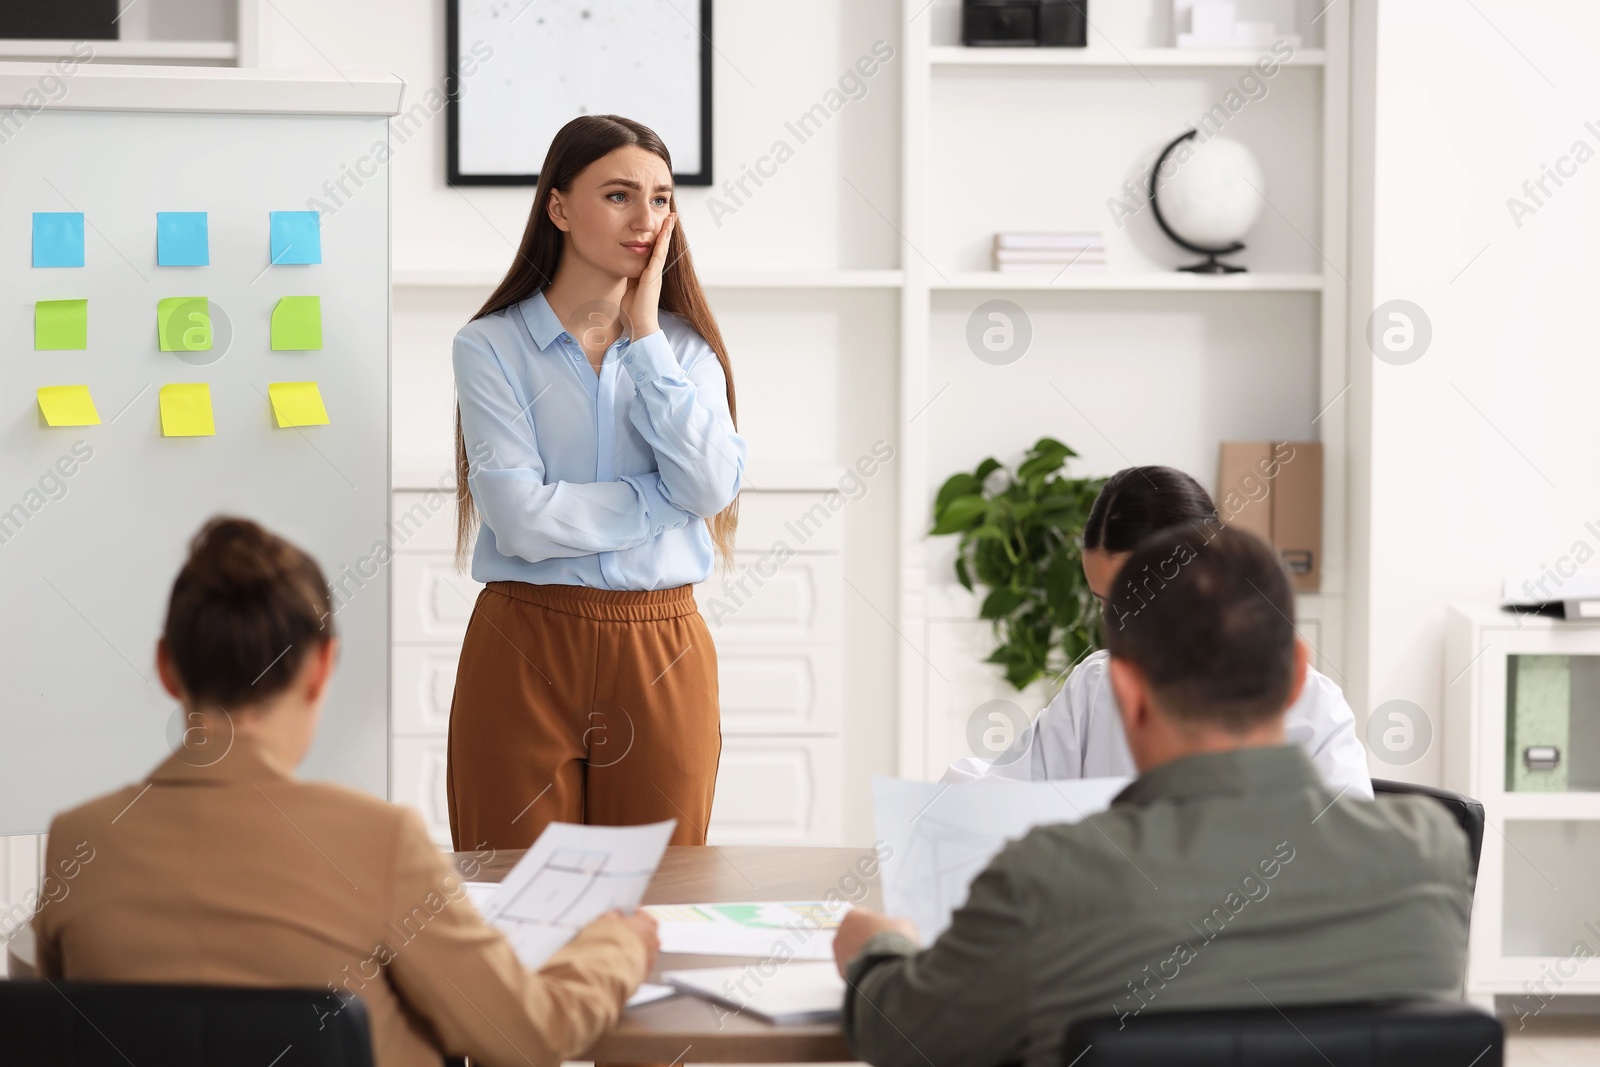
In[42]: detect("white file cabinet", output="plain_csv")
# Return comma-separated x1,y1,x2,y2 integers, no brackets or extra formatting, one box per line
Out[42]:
389,488,844,848
1445,603,1600,1011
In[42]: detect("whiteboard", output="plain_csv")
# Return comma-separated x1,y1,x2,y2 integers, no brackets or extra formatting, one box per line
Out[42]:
451,0,708,182
0,66,401,836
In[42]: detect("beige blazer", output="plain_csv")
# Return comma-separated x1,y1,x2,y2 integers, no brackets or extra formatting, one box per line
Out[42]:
32,733,648,1067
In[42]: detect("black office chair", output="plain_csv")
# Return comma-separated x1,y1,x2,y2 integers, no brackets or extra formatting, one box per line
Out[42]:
1371,778,1485,885
0,981,375,1067
1062,1000,1503,1066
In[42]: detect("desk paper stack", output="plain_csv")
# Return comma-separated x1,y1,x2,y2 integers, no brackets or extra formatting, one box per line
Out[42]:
664,962,845,1025
644,900,847,960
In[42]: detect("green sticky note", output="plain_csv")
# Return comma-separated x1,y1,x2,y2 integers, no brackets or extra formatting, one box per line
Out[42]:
36,299,88,350
271,296,322,351
157,297,213,352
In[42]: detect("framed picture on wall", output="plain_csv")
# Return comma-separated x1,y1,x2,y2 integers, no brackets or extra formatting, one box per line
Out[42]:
446,0,713,186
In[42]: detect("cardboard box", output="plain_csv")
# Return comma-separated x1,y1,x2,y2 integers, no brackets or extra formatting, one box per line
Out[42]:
1216,441,1322,592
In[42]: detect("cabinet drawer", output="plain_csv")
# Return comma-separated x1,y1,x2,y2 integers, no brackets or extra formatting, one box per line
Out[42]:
731,492,845,553
696,553,841,646
708,736,841,845
391,735,453,848
716,649,841,734
391,491,460,554
393,553,484,644
393,645,462,734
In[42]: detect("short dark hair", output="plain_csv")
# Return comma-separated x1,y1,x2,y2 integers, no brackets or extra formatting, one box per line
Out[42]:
1102,524,1296,731
162,516,335,709
1083,466,1220,554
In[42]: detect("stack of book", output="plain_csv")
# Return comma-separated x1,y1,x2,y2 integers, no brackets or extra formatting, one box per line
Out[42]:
992,232,1106,273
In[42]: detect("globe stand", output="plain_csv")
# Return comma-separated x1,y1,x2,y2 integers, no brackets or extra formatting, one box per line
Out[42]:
1148,129,1251,274
1179,250,1246,274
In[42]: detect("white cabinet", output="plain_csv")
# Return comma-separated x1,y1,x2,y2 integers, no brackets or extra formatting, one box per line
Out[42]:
388,490,844,848
1445,603,1600,1008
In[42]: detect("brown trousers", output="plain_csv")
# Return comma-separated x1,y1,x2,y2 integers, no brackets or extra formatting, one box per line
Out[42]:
446,581,722,853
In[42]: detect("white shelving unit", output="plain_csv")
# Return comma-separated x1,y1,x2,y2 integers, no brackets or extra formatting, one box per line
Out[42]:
0,0,253,66
1445,604,1600,1009
929,46,1327,67
895,0,1352,779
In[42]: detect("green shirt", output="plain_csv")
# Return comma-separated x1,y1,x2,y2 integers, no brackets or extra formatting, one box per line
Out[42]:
844,745,1471,1067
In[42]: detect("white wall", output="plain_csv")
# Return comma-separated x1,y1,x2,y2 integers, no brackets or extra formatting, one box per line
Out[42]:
1350,0,1600,785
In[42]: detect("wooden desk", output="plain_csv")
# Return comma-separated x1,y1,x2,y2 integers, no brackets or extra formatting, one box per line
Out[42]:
463,844,876,1063
7,845,878,1063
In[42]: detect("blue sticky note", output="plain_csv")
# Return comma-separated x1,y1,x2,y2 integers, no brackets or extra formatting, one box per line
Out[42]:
269,211,322,265
33,212,84,268
157,212,209,266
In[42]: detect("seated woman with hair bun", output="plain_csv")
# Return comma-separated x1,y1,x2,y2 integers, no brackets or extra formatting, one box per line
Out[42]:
31,515,658,1067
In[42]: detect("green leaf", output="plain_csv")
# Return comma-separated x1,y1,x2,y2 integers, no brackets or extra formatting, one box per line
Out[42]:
930,495,988,535
1033,436,1077,459
1005,659,1040,691
974,457,1002,482
979,587,1026,619
1015,453,1065,483
934,473,982,516
954,555,973,593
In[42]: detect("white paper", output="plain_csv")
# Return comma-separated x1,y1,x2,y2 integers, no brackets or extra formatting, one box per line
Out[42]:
626,982,677,1008
872,775,1129,941
479,819,676,969
463,880,499,913
643,901,848,960
664,962,845,1024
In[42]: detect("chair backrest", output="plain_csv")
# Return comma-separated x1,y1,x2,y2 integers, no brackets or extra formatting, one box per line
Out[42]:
1,980,374,1067
1371,778,1485,883
1062,1000,1502,1067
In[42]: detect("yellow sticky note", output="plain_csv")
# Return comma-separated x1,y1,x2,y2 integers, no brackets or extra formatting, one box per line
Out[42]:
36,299,88,350
268,381,330,427
160,382,215,437
271,296,322,350
157,296,212,352
37,385,100,426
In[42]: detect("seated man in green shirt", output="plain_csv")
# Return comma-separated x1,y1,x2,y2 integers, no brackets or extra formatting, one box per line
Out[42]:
835,525,1471,1067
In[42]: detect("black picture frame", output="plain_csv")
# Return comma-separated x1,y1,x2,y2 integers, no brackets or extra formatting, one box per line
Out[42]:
446,0,713,187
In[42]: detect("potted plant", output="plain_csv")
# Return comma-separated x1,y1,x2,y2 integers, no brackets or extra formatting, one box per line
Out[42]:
929,437,1105,691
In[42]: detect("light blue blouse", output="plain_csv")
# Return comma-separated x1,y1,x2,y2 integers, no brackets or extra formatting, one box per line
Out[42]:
452,288,746,589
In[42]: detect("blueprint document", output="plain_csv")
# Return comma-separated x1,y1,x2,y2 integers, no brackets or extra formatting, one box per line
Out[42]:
478,819,676,969
872,776,1129,941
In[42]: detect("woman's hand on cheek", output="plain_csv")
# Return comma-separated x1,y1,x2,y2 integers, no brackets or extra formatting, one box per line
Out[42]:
622,211,673,341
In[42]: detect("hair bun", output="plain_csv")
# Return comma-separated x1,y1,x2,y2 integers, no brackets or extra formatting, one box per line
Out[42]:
190,518,281,597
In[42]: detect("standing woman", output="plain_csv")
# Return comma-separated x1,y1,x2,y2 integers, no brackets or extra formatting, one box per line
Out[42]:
447,115,745,853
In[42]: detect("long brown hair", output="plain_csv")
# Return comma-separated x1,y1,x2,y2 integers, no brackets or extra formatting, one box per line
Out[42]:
453,114,739,573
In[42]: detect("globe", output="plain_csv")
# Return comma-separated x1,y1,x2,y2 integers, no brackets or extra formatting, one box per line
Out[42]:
1152,135,1265,268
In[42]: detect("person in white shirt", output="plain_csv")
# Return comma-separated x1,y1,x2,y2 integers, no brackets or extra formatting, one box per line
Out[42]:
943,465,1374,800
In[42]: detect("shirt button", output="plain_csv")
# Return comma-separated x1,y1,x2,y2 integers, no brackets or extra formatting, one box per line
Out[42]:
623,354,633,365
673,521,684,529
654,525,665,535
634,372,645,381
